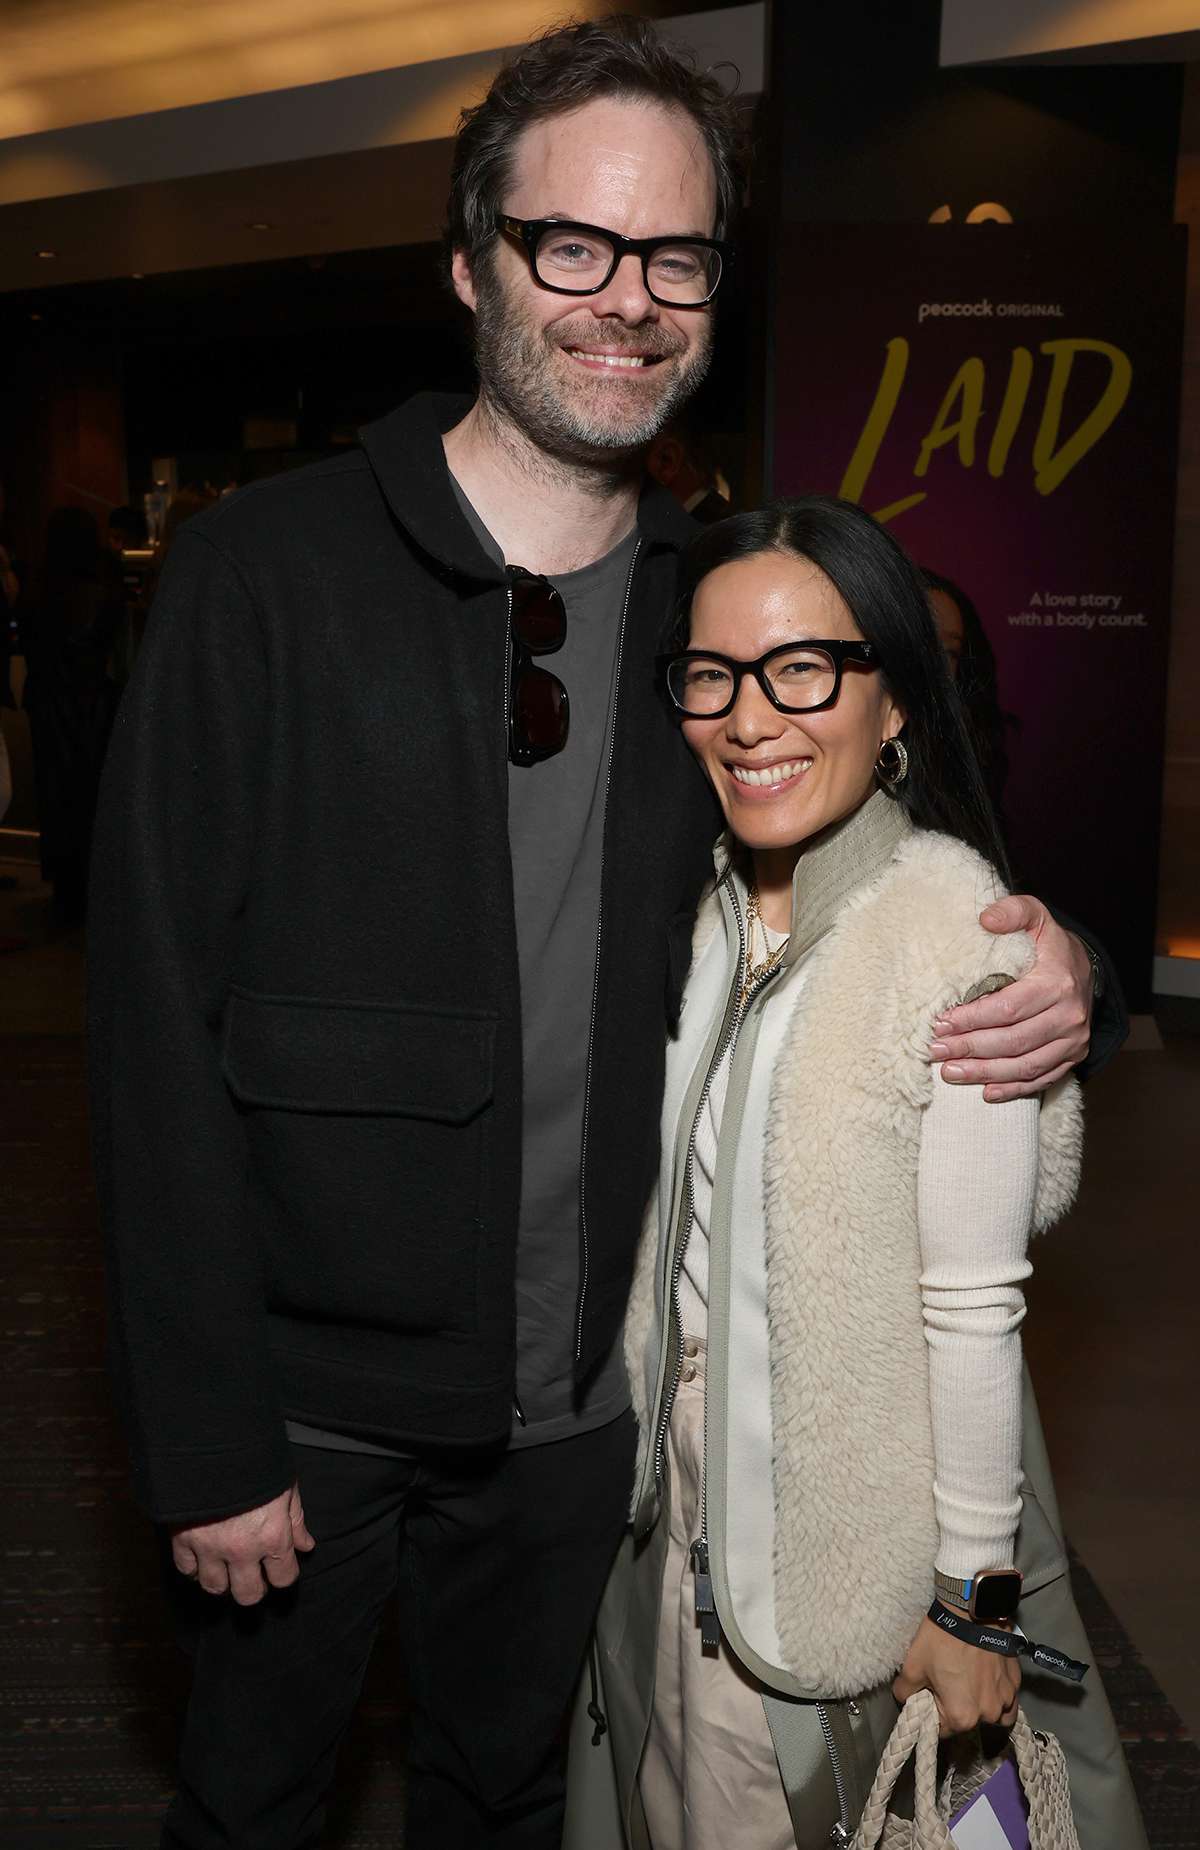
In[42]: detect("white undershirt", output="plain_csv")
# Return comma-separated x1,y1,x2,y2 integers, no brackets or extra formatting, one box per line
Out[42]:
681,940,1036,1577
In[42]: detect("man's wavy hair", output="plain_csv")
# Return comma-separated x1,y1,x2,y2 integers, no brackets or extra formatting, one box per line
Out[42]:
446,14,746,277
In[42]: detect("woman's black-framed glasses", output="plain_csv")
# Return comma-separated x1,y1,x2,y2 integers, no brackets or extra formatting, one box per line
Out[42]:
508,568,569,766
660,641,878,720
497,215,730,308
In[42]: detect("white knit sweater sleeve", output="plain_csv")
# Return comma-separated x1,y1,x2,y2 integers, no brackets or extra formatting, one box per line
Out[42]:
917,1077,1039,1578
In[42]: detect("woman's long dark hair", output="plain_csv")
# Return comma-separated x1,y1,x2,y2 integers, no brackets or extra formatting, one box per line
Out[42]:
675,496,1011,884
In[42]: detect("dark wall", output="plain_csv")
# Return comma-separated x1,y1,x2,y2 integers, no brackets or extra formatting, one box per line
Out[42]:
767,0,1183,225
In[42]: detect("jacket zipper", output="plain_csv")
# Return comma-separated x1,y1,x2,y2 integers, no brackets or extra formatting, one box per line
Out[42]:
504,582,520,1428
651,880,788,1491
574,538,642,1362
816,1703,852,1844
651,874,747,1493
503,583,514,730
650,876,851,1842
691,951,786,1650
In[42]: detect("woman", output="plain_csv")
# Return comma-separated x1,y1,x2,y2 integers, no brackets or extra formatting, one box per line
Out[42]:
569,498,1145,1850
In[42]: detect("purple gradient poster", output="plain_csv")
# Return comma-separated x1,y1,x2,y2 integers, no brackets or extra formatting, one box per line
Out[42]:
770,226,1186,1008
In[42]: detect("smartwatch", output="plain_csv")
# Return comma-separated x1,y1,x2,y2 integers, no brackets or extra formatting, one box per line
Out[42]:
933,1567,1023,1624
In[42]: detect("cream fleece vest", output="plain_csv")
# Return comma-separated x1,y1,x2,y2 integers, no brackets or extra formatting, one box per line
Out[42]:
627,819,1083,1698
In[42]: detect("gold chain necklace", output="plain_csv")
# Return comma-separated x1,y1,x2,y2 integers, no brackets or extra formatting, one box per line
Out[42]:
740,884,789,1008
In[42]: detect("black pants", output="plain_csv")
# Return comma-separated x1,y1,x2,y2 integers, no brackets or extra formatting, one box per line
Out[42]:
161,1412,635,1850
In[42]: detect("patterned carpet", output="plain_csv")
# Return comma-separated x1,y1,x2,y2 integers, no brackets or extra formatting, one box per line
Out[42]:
2,1032,1197,1849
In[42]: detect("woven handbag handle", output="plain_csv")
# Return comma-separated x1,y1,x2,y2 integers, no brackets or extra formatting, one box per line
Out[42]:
854,1690,952,1850
1009,1710,1044,1796
857,1695,1081,1850
1008,1710,1083,1849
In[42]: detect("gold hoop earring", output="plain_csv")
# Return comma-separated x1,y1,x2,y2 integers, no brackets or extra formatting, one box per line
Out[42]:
875,736,909,788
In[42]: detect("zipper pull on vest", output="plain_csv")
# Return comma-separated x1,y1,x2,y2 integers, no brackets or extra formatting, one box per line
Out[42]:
690,1539,721,1648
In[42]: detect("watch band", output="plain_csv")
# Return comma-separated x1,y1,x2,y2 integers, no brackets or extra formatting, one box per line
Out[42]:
933,1570,972,1612
928,1600,1089,1683
933,1566,1023,1622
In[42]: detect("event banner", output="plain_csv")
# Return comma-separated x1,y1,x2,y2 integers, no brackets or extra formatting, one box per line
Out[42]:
771,225,1186,1009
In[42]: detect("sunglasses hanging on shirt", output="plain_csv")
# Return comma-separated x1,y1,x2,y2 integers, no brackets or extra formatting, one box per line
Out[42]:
508,568,569,766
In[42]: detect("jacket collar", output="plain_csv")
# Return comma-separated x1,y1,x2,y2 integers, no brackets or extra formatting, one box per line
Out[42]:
357,391,699,582
716,789,915,968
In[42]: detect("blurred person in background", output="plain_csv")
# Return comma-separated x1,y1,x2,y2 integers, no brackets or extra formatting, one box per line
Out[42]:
159,484,217,560
0,671,12,925
0,481,20,898
922,567,1013,824
105,505,152,684
88,17,1120,1850
143,484,218,613
646,418,731,523
23,506,123,919
106,503,150,558
0,479,21,710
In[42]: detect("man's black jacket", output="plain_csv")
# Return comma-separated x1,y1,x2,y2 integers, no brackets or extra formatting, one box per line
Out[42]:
87,394,719,1524
87,392,1125,1527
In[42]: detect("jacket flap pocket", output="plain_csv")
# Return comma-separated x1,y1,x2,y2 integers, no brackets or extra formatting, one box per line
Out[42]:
222,989,495,1122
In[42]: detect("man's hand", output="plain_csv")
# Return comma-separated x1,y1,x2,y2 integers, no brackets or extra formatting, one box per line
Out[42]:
928,897,1093,1103
170,1482,315,1606
893,1615,1020,1737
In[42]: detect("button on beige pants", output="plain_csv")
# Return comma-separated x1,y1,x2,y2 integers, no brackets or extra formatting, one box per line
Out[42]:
637,1335,796,1850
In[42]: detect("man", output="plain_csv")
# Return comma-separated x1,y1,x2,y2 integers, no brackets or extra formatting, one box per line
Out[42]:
106,503,149,557
646,421,731,522
88,18,1119,1850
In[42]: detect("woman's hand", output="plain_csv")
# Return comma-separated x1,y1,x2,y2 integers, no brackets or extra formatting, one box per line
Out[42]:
893,1616,1020,1737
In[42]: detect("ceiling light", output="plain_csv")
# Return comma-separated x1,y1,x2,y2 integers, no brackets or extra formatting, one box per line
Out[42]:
247,220,275,232
36,248,57,259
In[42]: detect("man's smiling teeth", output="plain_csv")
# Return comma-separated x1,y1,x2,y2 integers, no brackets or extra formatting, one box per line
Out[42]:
731,759,812,787
566,349,648,367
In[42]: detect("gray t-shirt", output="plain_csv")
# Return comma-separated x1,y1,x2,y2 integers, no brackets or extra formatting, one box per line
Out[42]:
459,482,634,1448
287,481,634,1458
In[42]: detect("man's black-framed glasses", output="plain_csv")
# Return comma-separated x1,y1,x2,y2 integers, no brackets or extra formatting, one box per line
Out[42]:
497,215,730,307
508,568,569,766
660,641,878,719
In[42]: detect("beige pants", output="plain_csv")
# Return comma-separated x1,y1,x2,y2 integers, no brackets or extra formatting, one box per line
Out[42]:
637,1336,796,1850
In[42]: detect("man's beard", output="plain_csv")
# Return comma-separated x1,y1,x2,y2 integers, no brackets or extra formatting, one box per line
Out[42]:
471,260,713,469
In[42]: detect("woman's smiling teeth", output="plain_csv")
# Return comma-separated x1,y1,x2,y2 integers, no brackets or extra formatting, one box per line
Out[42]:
730,758,813,788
